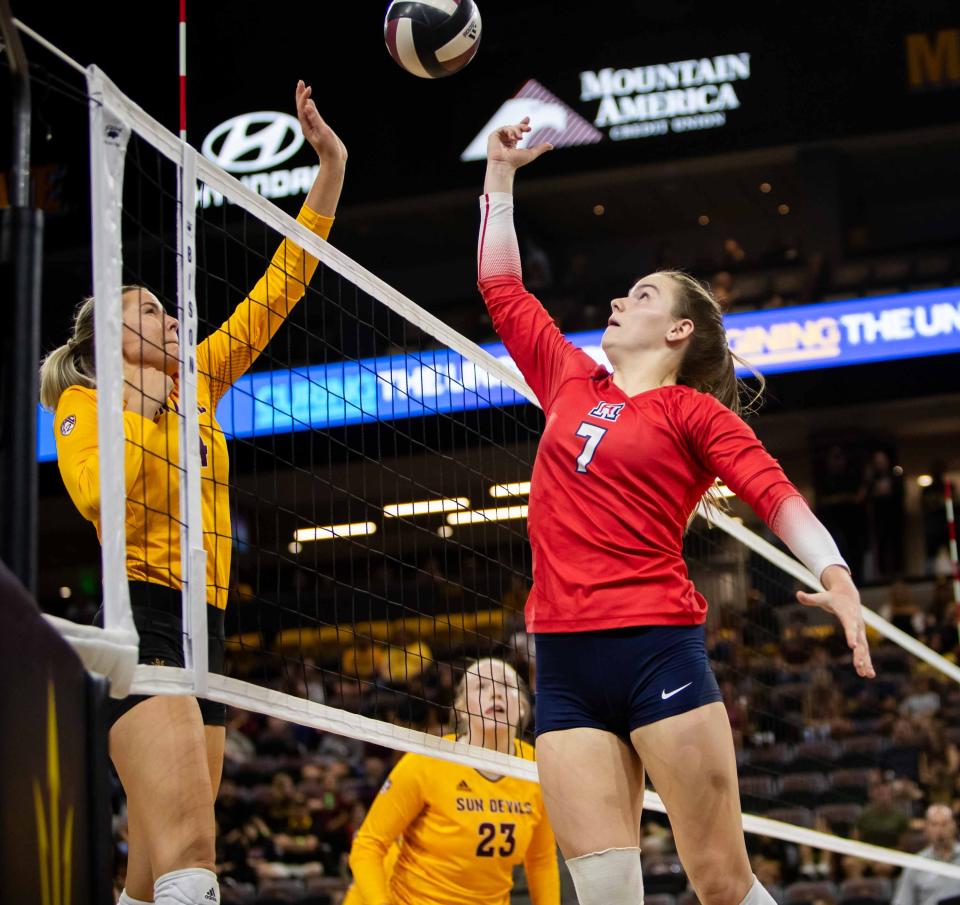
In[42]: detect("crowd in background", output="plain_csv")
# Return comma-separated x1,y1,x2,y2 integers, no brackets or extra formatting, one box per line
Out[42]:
95,567,960,904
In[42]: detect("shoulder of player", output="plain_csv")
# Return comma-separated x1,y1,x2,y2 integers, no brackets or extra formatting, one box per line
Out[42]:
56,384,97,408
54,385,98,435
663,384,728,417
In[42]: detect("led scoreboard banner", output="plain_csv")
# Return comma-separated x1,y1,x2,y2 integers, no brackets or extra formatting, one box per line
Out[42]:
37,287,960,461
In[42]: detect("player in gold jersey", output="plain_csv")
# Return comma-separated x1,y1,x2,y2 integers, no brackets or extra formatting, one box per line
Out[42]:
345,658,559,905
39,82,346,905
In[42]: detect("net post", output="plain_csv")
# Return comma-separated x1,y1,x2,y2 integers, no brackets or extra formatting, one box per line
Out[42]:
86,65,136,646
177,142,208,694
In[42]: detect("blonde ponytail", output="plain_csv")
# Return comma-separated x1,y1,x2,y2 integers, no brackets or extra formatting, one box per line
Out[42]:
40,296,97,410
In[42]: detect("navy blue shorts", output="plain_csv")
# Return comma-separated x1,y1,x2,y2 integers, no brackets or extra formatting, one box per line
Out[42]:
534,624,722,739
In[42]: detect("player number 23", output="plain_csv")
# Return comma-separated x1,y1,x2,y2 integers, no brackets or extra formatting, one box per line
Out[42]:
476,822,516,857
575,422,607,473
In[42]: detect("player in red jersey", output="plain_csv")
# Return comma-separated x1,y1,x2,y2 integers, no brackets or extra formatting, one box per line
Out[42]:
475,119,875,905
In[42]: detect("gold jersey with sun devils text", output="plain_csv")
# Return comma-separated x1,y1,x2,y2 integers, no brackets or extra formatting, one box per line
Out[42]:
347,737,559,905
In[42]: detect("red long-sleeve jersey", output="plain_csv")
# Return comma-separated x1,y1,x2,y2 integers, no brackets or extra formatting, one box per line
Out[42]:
477,194,814,633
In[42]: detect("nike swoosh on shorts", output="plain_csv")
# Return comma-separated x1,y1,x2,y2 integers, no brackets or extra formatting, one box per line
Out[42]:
661,682,693,700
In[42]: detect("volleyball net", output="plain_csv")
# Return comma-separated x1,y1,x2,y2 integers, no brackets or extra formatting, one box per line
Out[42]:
29,45,960,883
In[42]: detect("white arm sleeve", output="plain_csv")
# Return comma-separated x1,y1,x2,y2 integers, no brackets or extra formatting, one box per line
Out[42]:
478,192,522,281
770,494,849,584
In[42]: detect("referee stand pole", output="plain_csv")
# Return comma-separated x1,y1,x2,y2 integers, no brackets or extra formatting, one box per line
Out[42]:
0,0,44,596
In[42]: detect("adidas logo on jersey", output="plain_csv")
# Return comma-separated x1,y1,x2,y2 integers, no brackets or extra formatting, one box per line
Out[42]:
204,888,218,902
457,779,473,792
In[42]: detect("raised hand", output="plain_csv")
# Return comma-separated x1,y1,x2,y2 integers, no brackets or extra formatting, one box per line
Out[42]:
123,363,173,421
797,565,875,679
486,117,552,171
296,80,347,163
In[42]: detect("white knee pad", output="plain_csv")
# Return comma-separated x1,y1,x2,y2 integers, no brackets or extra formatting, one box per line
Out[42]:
153,868,218,905
565,847,644,905
738,876,778,905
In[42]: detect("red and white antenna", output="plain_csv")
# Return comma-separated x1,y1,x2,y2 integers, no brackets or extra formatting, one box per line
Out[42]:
179,0,187,141
945,478,960,641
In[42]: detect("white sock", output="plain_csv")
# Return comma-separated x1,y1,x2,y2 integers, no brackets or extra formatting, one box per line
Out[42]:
153,868,219,905
119,892,153,905
565,847,644,905
738,875,778,905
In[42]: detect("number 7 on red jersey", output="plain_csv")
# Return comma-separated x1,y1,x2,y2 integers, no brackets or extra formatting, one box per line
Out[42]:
575,422,607,473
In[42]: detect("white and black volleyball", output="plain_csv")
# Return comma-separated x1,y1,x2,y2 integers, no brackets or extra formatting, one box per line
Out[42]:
384,0,482,79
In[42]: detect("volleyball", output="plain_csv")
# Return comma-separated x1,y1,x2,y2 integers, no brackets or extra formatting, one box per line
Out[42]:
383,0,482,79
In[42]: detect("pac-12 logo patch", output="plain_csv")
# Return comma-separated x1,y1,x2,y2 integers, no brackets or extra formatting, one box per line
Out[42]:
588,401,624,422
59,414,77,436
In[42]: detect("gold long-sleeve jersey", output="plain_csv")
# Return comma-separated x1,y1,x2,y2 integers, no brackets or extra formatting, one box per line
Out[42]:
53,205,333,608
347,737,559,905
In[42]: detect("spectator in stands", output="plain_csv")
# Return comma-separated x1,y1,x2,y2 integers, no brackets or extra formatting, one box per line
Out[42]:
882,719,924,783
925,579,959,657
802,683,853,740
311,767,353,855
224,708,258,765
218,813,272,885
317,731,366,770
921,462,956,577
920,722,960,805
257,715,303,758
881,582,922,637
750,854,782,893
271,794,322,866
855,777,910,849
640,820,674,857
900,675,941,720
880,717,920,782
264,773,298,832
864,450,905,580
216,779,252,837
892,805,960,905
799,814,835,879
721,679,749,748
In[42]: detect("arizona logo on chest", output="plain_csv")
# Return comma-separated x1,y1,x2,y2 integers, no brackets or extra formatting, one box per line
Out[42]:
587,401,625,422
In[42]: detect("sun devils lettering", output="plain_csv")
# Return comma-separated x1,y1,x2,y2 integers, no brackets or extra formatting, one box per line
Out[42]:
588,401,625,422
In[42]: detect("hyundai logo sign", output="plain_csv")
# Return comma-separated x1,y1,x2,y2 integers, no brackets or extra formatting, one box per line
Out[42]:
201,111,304,174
